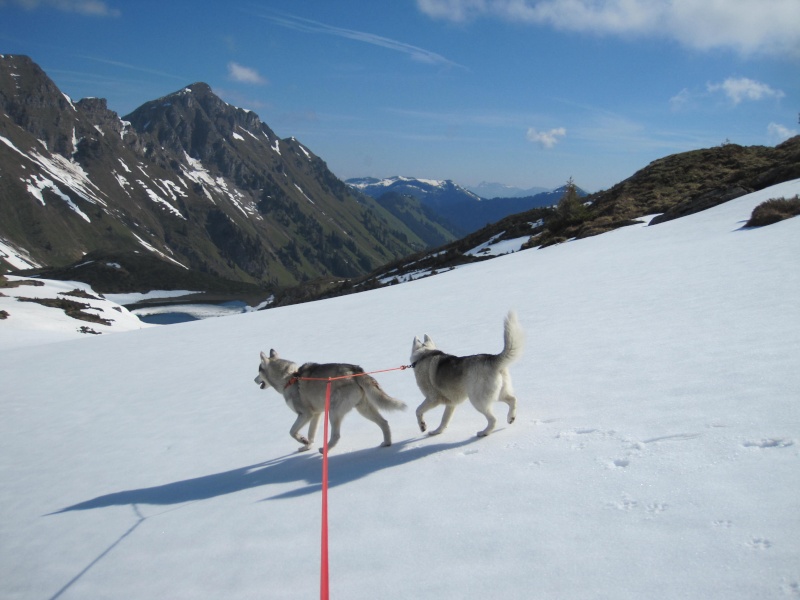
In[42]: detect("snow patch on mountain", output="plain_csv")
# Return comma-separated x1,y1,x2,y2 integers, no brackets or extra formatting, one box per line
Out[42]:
0,238,41,270
2,134,108,207
465,232,530,257
346,175,482,202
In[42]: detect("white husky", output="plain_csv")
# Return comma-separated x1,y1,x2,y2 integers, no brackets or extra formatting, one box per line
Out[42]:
254,350,406,453
410,311,523,438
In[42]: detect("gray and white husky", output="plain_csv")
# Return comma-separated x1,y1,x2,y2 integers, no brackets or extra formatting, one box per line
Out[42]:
254,350,407,453
410,311,523,438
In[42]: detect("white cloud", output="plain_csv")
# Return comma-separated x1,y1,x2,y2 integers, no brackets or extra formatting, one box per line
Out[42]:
416,0,488,22
707,77,785,105
227,62,267,85
416,0,800,56
8,0,120,17
527,127,566,149
767,122,797,143
669,88,692,111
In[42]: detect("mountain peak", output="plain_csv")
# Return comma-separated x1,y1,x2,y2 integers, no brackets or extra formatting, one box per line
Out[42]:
0,56,429,288
185,82,213,95
121,81,277,169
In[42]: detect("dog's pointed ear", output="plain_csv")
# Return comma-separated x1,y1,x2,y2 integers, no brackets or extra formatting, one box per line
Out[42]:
269,349,278,359
260,351,268,362
423,334,432,344
413,336,421,345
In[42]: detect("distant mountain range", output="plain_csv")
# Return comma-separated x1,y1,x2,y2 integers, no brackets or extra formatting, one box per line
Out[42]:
273,136,800,307
346,175,584,234
0,55,445,292
465,181,550,199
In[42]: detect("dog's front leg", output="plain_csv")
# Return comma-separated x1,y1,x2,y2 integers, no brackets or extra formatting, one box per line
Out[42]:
416,397,450,435
289,413,314,452
430,404,455,436
319,413,343,454
415,396,438,433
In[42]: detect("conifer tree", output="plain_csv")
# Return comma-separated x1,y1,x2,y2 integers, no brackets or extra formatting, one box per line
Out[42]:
555,177,584,223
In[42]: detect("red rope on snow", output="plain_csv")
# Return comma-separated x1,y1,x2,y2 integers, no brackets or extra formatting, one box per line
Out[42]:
290,364,409,600
320,380,331,600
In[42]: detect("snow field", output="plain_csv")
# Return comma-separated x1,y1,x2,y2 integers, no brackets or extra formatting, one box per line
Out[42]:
1,180,799,599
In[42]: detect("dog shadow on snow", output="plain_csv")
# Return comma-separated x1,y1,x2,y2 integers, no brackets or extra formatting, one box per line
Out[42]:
50,436,481,514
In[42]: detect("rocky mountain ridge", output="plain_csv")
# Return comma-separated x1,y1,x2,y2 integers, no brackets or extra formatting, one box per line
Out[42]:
0,55,433,292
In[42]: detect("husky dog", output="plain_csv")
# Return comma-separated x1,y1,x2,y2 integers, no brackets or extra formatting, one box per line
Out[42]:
254,350,406,453
410,311,523,438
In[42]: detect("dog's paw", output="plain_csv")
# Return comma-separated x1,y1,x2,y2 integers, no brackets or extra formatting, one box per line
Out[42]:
380,441,392,447
477,430,490,437
508,415,516,424
418,422,427,433
298,445,312,452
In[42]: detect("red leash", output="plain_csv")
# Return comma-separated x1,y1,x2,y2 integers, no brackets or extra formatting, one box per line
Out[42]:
287,364,410,388
320,381,331,600
290,364,409,600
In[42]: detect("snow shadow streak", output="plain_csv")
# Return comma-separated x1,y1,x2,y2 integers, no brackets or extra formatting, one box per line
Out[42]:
49,437,479,513
263,437,481,501
48,505,145,600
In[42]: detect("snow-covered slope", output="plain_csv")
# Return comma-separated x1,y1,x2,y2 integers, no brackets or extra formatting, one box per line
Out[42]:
1,180,799,599
0,275,151,348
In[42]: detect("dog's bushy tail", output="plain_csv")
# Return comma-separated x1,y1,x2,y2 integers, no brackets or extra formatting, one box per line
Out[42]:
359,376,407,411
497,310,524,367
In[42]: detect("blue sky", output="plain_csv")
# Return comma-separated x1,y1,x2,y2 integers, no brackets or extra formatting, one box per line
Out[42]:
1,0,797,191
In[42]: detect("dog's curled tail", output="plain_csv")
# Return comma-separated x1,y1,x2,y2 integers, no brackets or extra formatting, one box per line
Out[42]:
359,375,407,411
498,310,524,367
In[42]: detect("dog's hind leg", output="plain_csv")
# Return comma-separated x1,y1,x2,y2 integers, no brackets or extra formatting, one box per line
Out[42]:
499,371,517,425
473,403,498,437
471,377,504,437
355,401,393,447
289,413,314,452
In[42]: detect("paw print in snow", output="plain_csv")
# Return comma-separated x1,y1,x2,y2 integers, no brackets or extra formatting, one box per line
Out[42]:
748,537,772,550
